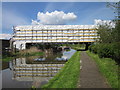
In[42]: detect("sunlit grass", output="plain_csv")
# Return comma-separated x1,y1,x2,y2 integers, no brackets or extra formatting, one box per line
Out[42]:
42,51,80,88
87,51,119,88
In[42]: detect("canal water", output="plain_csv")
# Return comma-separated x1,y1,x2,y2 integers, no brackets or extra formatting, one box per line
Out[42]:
2,49,76,88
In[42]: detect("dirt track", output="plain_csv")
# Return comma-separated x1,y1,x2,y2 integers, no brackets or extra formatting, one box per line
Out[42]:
77,51,110,88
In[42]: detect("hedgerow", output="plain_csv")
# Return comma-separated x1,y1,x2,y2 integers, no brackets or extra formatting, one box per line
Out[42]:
88,43,120,64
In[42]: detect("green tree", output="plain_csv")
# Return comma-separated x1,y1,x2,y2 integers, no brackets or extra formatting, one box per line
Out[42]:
107,2,120,42
97,24,113,43
97,2,120,43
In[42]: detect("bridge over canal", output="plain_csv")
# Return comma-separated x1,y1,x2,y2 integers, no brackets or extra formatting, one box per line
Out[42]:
12,25,98,50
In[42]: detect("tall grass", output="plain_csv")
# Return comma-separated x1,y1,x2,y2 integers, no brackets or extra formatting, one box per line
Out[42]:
2,47,44,62
42,51,80,88
18,47,43,56
87,51,119,88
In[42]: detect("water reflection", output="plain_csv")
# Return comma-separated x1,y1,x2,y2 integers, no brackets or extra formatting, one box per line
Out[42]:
26,49,76,64
2,49,76,88
12,58,64,78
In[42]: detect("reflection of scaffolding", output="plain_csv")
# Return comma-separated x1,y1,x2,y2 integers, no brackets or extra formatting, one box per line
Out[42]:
12,25,98,49
12,58,64,80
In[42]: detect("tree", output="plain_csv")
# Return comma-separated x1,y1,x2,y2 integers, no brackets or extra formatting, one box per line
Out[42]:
107,2,120,42
97,24,113,43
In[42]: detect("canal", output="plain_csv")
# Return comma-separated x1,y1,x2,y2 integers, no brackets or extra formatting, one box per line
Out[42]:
2,49,76,88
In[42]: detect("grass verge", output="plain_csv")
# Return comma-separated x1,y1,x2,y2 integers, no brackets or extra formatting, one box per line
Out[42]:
87,51,119,88
42,51,80,88
2,52,44,62
16,51,44,57
1,57,14,62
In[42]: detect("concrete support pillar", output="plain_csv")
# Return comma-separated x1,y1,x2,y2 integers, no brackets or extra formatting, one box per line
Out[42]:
85,43,91,50
13,41,26,50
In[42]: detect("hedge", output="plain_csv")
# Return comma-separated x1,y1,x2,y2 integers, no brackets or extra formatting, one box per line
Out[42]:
88,42,120,64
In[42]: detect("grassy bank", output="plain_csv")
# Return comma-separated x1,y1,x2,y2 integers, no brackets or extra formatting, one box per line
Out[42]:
2,57,14,62
87,51,119,88
69,44,85,50
2,47,44,62
2,52,44,62
42,51,80,88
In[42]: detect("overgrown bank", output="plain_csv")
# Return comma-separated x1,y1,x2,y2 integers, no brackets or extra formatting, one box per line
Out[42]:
42,51,80,88
88,43,120,64
87,51,119,88
2,47,44,62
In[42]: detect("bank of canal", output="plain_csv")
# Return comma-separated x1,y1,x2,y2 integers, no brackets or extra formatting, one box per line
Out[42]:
2,49,76,88
42,51,80,88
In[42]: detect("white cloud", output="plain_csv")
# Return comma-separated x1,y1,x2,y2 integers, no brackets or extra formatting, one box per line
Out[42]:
94,19,115,28
32,10,77,25
0,33,12,40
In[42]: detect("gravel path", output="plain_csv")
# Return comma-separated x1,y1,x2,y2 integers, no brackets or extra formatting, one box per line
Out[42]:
77,51,110,88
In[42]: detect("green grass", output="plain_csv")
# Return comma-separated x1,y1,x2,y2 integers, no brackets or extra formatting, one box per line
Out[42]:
2,52,44,62
87,51,119,88
17,51,44,57
69,44,85,50
42,51,80,88
1,57,14,62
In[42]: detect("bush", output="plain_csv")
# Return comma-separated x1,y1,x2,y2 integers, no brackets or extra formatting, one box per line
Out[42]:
88,44,99,54
18,47,41,56
97,44,114,58
89,42,120,64
112,42,120,64
88,44,93,52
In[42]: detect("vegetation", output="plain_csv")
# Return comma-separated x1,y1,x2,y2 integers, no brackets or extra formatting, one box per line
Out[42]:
88,2,120,64
60,43,85,50
2,47,44,62
16,47,44,56
87,2,120,89
42,51,80,88
87,51,119,88
88,43,120,64
71,44,85,50
1,57,14,62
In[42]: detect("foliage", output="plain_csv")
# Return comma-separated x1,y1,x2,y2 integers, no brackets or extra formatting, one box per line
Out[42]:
92,4,120,63
112,22,120,42
87,51,119,88
97,2,120,43
69,44,85,50
1,57,14,62
97,44,114,58
97,25,114,43
88,44,99,54
2,47,44,62
42,51,80,88
17,47,43,56
88,43,120,64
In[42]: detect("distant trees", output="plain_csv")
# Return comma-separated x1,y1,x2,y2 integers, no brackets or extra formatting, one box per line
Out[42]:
88,1,120,64
97,24,113,43
96,1,120,43
107,1,120,42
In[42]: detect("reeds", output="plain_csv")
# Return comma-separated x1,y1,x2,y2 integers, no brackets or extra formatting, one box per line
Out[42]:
18,47,42,56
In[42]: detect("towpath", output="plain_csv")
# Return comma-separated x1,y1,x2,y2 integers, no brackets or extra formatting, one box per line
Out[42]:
77,51,110,88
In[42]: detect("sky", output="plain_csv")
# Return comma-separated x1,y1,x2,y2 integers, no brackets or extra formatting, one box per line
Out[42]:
1,2,116,39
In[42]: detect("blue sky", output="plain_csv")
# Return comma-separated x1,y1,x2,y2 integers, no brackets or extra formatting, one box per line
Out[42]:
2,2,115,35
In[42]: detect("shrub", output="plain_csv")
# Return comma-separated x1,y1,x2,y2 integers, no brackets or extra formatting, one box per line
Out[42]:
89,42,120,64
112,42,120,64
88,44,93,52
88,44,99,54
18,47,41,56
97,44,114,58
